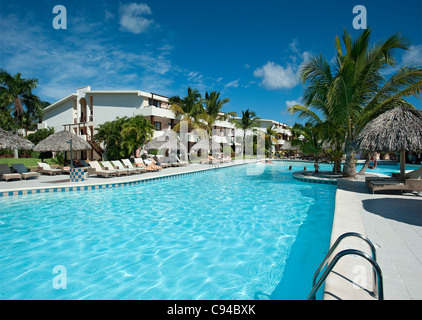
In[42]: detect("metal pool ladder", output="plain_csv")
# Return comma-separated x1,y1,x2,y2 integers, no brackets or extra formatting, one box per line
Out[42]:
307,232,384,300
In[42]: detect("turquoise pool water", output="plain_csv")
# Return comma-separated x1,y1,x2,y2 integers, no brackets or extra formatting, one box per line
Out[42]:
279,160,421,177
0,163,336,300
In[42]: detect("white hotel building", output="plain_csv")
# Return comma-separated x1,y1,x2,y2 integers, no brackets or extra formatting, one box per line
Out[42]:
39,86,292,160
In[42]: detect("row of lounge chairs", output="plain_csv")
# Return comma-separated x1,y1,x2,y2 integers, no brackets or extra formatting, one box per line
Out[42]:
86,157,187,178
200,155,232,165
0,156,190,182
365,167,422,194
0,163,39,182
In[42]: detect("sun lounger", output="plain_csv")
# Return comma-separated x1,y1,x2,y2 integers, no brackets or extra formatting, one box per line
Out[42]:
162,156,181,167
88,161,117,178
121,159,146,173
134,158,156,172
365,176,397,187
0,164,22,182
11,163,38,180
101,161,128,176
391,166,422,180
37,162,63,175
111,160,137,175
176,155,188,166
143,159,162,171
153,156,171,168
58,166,71,174
368,178,422,194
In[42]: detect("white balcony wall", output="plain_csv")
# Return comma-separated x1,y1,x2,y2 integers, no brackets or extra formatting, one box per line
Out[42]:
42,98,74,133
91,93,143,127
136,105,176,120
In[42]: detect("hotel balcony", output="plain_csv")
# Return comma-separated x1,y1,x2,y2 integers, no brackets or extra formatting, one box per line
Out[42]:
136,105,176,119
73,115,94,124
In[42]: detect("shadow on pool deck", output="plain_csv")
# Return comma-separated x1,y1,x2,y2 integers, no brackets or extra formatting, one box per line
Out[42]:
362,198,422,227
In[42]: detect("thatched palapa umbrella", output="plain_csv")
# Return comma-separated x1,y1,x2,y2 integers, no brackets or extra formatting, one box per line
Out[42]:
280,141,297,151
354,106,422,180
144,135,167,150
34,131,92,152
190,138,221,154
34,131,92,166
0,128,35,150
144,132,187,155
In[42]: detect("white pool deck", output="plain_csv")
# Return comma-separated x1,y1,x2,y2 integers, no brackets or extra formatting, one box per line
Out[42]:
0,160,421,300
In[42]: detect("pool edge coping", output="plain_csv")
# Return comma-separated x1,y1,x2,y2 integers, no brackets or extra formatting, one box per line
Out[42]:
0,161,254,198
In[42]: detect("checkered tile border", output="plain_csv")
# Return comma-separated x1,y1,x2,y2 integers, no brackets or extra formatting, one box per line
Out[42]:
0,165,242,198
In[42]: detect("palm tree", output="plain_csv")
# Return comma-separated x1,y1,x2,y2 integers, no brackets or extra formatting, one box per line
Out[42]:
288,54,345,173
265,125,278,158
121,115,155,157
332,29,422,177
198,91,236,151
0,70,43,157
291,123,325,172
169,87,204,132
0,70,40,120
291,29,422,177
230,109,261,158
203,91,230,117
94,117,128,160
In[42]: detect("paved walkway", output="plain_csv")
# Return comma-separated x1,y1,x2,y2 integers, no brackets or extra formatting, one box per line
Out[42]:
325,177,422,300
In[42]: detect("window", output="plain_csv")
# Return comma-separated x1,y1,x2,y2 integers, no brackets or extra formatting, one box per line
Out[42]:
154,122,161,131
149,99,161,108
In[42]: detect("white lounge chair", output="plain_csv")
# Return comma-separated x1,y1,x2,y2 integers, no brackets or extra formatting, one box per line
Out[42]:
101,161,128,176
134,158,156,172
143,159,162,171
88,161,117,178
111,160,137,175
37,162,62,175
176,155,189,166
122,159,146,174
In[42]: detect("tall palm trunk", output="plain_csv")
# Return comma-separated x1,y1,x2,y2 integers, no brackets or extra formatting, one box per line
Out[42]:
357,152,374,175
343,142,356,178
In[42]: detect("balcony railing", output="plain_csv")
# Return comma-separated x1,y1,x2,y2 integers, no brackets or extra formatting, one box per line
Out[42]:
73,115,93,124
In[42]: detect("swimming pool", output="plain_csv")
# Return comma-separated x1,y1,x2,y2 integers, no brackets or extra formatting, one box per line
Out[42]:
277,160,421,177
0,163,336,300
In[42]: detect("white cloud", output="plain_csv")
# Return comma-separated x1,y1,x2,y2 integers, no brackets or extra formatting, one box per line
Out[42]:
402,45,422,65
225,79,239,89
119,3,154,34
0,13,177,102
285,99,303,108
253,39,312,90
253,62,299,90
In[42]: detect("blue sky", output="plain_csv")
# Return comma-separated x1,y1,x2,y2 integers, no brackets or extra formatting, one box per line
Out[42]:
0,0,421,125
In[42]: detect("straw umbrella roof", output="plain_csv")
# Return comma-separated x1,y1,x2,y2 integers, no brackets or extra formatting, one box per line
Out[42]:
190,139,221,153
280,141,297,151
33,130,92,152
0,128,35,150
354,106,422,152
144,135,167,150
145,132,187,153
354,106,422,180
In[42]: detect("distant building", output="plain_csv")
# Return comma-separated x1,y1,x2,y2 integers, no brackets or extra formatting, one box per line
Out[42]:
39,86,292,159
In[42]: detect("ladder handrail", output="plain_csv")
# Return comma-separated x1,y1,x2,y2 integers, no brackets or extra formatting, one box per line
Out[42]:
307,249,384,300
312,232,377,289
